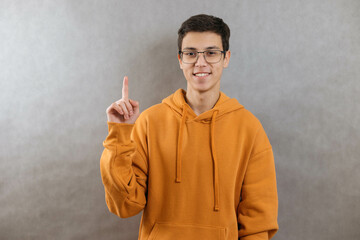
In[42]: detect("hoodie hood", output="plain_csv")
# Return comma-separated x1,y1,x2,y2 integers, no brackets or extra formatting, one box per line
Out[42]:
162,89,244,211
162,89,244,122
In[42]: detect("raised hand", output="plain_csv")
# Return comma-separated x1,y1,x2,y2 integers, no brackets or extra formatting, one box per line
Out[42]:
106,76,140,124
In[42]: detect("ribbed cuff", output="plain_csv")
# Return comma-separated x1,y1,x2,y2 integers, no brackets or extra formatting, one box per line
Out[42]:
105,121,134,145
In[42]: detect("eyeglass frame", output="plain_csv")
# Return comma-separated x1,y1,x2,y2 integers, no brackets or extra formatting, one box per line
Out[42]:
178,50,227,64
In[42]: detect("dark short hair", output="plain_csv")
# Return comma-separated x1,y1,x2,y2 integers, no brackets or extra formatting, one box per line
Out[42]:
177,14,230,52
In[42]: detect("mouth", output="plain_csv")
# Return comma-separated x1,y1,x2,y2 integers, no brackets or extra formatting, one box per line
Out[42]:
193,72,211,77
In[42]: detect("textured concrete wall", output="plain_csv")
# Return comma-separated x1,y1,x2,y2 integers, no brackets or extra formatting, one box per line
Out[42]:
1,0,359,239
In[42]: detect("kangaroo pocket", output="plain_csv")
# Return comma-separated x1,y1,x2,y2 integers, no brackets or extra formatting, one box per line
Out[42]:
148,221,226,240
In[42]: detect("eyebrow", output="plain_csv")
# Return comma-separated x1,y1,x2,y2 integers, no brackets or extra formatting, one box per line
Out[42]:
182,46,221,51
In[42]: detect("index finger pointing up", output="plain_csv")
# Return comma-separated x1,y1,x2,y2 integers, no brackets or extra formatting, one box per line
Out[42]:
122,76,129,100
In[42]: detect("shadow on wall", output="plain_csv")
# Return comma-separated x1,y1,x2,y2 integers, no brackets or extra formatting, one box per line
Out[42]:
126,34,185,111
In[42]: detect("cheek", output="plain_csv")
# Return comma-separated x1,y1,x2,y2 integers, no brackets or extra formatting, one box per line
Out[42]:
182,66,192,74
214,67,223,76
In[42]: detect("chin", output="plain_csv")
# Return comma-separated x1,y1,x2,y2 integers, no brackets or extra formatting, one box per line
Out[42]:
190,83,214,93
186,75,219,93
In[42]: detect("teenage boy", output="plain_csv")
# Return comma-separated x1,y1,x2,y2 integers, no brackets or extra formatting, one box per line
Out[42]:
100,14,278,240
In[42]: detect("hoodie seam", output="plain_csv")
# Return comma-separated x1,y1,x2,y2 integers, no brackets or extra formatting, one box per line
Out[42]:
163,103,184,119
249,147,273,161
241,126,262,180
162,102,244,122
135,147,148,170
248,124,272,160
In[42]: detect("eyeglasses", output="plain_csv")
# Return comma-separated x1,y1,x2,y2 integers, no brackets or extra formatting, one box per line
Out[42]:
179,50,226,64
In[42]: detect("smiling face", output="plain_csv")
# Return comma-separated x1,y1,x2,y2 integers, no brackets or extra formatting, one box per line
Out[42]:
178,31,231,94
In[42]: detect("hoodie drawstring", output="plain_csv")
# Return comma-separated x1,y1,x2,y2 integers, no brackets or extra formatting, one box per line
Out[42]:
175,104,220,212
176,104,188,183
211,110,220,211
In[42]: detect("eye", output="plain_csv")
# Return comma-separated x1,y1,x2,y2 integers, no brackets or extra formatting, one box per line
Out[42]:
206,51,219,57
184,51,196,56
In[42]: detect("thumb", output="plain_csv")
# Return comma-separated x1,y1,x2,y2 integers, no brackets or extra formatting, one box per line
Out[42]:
129,99,139,107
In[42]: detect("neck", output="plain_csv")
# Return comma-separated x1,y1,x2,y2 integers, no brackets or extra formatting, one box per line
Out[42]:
185,88,220,116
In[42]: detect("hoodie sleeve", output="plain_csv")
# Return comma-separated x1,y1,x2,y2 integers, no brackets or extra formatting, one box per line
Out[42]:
238,124,279,240
99,119,148,218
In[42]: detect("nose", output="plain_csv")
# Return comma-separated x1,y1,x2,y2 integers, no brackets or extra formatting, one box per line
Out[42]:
195,52,208,66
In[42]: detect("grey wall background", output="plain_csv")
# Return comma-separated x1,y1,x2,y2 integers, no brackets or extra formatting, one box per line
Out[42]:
1,0,359,239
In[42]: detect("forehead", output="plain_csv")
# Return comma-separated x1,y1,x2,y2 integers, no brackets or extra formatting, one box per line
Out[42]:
182,31,222,50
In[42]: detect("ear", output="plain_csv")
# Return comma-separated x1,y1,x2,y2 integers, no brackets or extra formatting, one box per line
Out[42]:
223,50,231,68
178,53,183,69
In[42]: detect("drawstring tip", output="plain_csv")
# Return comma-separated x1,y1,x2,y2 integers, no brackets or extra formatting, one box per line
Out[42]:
214,206,220,211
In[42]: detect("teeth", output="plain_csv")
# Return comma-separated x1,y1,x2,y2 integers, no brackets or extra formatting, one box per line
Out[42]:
195,73,209,77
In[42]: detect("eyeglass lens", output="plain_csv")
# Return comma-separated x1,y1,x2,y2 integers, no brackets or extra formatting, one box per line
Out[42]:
182,50,223,63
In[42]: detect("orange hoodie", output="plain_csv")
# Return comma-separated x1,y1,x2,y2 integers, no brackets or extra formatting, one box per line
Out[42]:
100,89,278,240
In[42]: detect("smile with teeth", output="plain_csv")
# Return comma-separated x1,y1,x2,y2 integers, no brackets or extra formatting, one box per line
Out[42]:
194,73,210,77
